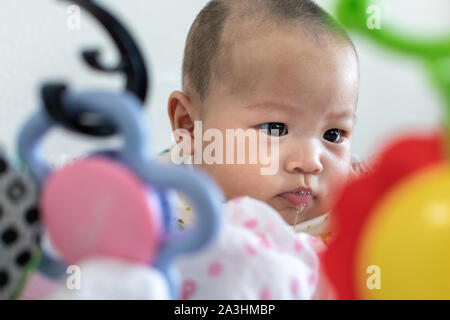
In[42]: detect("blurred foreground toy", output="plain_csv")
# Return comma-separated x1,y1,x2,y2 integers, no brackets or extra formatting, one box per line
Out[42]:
50,257,170,300
18,90,223,299
0,150,41,299
323,131,449,299
11,0,223,300
322,0,450,299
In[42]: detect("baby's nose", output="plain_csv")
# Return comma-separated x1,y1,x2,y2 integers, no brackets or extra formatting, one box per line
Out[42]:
285,142,323,174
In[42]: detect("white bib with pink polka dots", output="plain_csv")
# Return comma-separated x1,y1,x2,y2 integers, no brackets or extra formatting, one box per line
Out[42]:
176,196,330,300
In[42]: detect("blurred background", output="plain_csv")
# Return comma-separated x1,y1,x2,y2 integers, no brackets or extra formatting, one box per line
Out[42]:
0,0,448,165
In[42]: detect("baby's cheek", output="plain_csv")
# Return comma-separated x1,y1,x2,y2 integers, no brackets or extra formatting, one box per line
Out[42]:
322,163,352,208
200,163,261,200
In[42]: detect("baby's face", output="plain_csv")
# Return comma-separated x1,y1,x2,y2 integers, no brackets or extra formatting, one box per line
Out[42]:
195,27,359,224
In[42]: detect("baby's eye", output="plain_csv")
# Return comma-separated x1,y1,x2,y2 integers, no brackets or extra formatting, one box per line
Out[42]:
258,122,288,136
323,129,344,143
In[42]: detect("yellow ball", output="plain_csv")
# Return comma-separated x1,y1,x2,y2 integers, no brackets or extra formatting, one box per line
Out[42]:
355,164,450,299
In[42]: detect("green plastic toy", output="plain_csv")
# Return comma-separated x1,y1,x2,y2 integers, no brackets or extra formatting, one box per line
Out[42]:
333,0,450,131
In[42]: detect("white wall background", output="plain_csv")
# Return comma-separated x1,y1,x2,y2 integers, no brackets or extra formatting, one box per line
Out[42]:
0,0,448,166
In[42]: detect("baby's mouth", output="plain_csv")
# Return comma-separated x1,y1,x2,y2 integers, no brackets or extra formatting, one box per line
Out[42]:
278,188,314,209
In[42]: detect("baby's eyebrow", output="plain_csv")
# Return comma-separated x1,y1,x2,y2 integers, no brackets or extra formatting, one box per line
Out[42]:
244,101,356,121
243,101,299,114
326,109,356,121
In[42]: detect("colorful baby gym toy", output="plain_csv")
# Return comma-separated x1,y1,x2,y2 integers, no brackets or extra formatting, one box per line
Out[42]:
0,150,41,299
322,0,450,299
18,89,224,299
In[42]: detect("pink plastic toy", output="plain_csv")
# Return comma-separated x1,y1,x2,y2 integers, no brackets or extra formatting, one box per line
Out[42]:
41,156,162,265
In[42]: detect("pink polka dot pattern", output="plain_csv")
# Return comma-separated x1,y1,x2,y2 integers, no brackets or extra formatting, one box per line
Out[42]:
244,218,258,229
208,261,223,277
259,235,271,248
181,279,197,300
171,197,325,299
308,273,317,286
290,278,299,295
259,287,272,300
245,244,258,256
294,238,304,251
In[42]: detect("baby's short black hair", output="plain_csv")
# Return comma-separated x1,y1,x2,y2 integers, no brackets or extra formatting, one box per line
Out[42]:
182,0,355,102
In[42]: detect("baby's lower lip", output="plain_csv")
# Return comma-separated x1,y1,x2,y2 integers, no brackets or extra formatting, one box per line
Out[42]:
279,192,313,208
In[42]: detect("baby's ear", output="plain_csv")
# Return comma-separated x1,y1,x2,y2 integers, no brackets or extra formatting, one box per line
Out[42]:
167,90,196,135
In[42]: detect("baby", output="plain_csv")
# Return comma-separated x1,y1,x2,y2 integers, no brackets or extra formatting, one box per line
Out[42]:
162,0,364,239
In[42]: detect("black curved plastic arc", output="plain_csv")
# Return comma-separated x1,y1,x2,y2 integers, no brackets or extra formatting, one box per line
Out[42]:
43,0,149,136
75,0,148,100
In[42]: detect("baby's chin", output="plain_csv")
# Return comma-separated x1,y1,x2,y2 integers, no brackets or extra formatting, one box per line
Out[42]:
267,195,324,225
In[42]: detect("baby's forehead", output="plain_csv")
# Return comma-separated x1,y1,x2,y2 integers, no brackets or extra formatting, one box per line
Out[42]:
213,23,359,104
183,0,358,107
